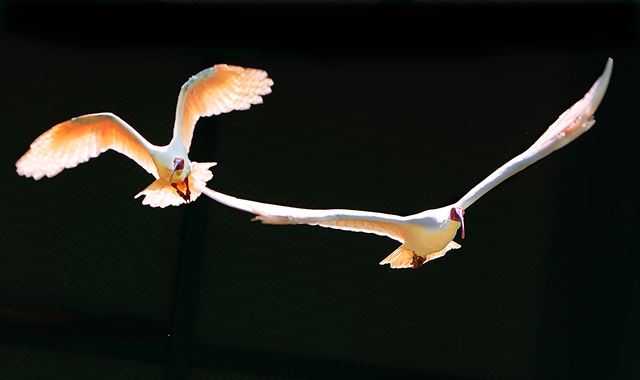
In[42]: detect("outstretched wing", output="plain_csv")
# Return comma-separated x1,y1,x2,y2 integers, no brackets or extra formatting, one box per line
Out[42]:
16,112,159,180
202,188,409,242
172,64,274,152
455,58,613,210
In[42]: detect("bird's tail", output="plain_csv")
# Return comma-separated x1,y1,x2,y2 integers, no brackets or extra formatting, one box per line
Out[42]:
379,246,416,269
135,161,216,208
135,179,186,208
380,241,462,269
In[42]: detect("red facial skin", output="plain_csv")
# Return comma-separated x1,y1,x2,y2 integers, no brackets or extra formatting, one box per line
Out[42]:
173,157,185,171
450,207,465,239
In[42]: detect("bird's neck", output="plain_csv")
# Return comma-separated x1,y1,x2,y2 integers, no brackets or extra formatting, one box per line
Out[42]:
149,145,191,183
168,136,187,154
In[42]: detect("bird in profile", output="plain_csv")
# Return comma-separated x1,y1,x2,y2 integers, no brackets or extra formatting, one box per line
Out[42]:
203,58,613,269
16,64,273,208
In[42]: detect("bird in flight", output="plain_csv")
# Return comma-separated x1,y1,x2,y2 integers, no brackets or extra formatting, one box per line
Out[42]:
202,58,613,269
16,64,273,208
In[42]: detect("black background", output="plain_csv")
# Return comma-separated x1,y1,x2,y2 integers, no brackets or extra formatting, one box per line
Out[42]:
1,1,639,379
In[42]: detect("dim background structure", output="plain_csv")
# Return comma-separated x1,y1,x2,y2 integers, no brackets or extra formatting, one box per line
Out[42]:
1,2,639,379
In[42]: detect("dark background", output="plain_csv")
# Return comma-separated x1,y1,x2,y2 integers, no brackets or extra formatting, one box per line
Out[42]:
1,1,639,379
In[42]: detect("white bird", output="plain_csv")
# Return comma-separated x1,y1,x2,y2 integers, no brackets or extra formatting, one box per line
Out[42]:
202,58,613,269
16,64,274,208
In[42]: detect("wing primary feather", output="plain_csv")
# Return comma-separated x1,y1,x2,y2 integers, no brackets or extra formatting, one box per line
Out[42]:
455,58,612,210
172,64,274,152
16,113,159,180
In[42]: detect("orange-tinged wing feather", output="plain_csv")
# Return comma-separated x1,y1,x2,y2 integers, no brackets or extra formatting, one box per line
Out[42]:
16,113,158,180
173,64,273,152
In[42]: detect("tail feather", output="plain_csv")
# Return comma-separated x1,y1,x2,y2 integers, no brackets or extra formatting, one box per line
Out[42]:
423,241,461,263
135,179,185,208
380,241,462,269
379,246,415,269
134,161,215,208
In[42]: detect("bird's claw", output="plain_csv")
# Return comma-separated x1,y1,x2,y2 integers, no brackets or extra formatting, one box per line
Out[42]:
171,178,191,203
411,252,426,269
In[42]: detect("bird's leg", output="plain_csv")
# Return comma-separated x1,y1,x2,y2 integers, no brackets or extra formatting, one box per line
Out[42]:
171,183,187,200
411,252,426,269
170,177,192,203
184,177,191,201
171,182,190,202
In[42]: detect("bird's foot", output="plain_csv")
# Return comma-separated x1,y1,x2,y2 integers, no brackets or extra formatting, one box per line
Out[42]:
411,252,426,269
171,183,187,201
171,179,191,203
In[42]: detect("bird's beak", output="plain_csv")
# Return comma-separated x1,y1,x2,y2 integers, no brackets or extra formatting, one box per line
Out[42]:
169,158,185,183
169,166,177,183
454,207,465,239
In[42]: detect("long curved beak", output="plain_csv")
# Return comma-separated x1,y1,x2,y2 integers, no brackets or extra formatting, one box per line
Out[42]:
169,165,177,184
169,158,184,183
454,207,465,239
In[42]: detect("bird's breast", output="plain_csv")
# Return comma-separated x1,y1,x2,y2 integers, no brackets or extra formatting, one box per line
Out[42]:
155,165,173,181
403,220,460,252
151,155,191,183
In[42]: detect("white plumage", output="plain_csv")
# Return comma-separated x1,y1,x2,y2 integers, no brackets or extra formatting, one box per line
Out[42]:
203,58,613,269
16,64,274,208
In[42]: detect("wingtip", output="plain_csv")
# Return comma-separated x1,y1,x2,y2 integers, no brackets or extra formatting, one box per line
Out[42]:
603,57,614,82
583,57,614,116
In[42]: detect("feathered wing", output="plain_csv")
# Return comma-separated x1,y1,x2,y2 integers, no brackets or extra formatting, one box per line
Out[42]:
16,112,159,180
455,58,613,210
172,64,274,152
201,188,408,242
135,162,216,208
203,188,460,269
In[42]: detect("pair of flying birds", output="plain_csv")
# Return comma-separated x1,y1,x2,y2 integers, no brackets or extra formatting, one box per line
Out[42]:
16,59,613,269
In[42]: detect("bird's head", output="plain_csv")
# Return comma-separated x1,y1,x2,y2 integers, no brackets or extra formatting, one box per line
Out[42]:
169,157,191,183
449,207,465,239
